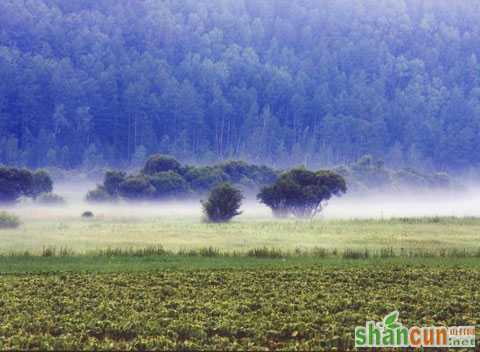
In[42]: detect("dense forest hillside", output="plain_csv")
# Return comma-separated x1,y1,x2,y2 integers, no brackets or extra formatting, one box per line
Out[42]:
1,0,479,171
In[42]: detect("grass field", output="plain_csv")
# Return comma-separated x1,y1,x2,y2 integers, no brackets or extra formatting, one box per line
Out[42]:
1,213,480,255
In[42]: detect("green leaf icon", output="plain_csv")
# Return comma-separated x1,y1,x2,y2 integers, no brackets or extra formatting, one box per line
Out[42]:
389,322,402,330
383,311,399,327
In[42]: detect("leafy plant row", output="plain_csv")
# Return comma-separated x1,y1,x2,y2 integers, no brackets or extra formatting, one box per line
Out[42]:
0,269,477,351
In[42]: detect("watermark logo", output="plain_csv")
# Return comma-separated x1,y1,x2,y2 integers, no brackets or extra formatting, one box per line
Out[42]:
355,311,475,348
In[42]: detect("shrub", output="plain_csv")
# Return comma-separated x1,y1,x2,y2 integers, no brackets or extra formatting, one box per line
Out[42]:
202,183,243,223
143,155,182,176
36,193,65,205
82,211,94,218
0,212,20,229
86,186,115,203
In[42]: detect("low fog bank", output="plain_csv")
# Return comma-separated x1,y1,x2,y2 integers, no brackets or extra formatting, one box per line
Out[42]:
2,182,480,221
322,189,480,219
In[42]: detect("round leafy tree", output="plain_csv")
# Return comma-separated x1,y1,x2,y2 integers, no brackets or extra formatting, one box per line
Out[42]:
0,167,54,203
258,168,347,218
202,183,243,223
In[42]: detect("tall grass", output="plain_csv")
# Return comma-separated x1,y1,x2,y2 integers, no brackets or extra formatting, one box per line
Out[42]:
178,247,222,257
42,246,74,257
96,246,169,257
1,246,479,259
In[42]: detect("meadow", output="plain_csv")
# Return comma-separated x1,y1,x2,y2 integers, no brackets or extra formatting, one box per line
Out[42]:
1,209,480,256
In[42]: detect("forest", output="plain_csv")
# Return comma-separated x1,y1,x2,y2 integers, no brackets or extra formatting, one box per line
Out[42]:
1,0,480,172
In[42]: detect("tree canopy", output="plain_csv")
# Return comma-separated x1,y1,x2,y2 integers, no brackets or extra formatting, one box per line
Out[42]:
0,167,53,203
258,168,347,218
202,183,243,223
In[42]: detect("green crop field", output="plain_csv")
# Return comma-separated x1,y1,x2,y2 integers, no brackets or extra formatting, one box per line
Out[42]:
0,268,478,351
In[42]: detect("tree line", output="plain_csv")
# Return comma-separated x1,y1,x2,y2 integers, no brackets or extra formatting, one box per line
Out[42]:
0,153,454,207
86,156,278,202
86,154,453,203
0,153,460,223
86,154,347,221
1,0,480,171
0,155,349,221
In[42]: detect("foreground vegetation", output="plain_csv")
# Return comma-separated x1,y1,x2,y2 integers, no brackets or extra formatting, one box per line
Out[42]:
0,215,477,350
0,268,477,350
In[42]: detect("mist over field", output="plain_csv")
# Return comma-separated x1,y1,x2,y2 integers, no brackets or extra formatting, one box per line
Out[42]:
324,189,478,219
3,182,478,221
